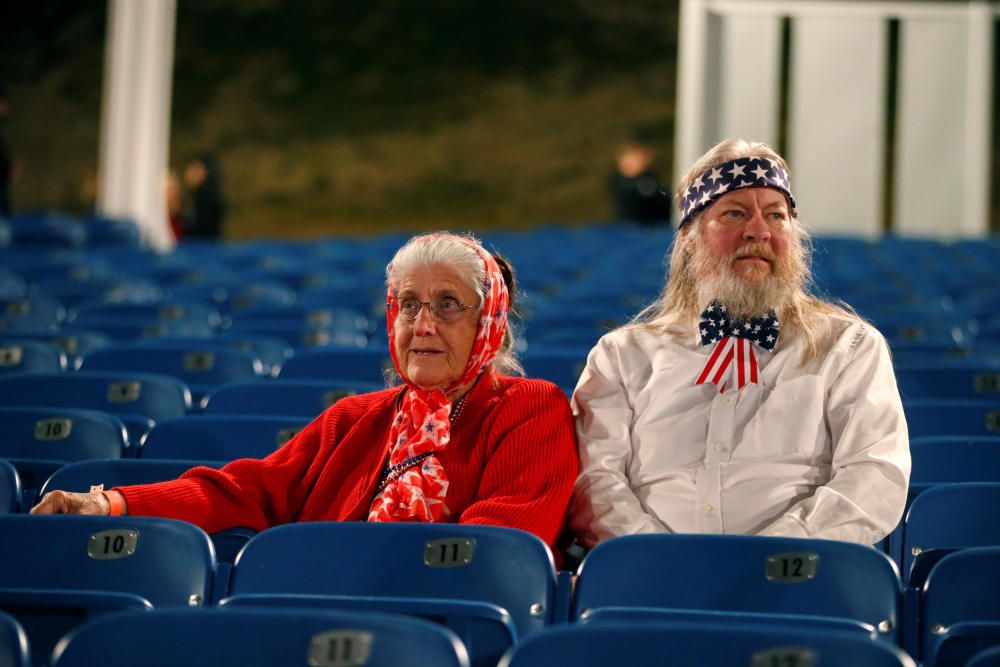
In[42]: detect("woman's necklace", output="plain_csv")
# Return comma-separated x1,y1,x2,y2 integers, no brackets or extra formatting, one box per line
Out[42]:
376,390,472,493
449,391,470,424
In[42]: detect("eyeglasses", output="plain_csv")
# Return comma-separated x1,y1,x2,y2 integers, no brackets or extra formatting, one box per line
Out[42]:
392,297,476,323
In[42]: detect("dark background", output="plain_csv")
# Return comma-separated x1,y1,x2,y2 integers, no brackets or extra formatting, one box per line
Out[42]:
0,1,680,238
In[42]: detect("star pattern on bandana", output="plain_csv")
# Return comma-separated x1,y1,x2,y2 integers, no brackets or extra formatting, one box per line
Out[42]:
680,156,796,225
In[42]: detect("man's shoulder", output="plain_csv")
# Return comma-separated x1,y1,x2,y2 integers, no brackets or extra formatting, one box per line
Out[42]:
596,323,691,355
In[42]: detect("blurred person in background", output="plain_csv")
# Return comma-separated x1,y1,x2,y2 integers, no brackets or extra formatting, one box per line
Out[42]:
33,232,579,552
166,168,189,242
573,138,909,548
609,142,671,225
183,153,225,239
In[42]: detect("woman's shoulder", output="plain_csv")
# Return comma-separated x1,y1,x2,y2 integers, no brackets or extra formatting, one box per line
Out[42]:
490,373,570,406
322,386,401,419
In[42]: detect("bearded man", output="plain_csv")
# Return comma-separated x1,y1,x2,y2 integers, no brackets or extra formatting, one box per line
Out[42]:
570,138,910,547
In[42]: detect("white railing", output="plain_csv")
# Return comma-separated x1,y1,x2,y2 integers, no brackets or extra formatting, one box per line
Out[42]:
675,0,997,238
97,0,177,251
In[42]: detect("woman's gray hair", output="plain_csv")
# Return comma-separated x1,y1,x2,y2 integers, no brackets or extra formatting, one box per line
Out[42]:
386,232,523,377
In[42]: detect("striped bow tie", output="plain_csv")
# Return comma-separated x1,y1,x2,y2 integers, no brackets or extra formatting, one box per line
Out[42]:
696,301,779,393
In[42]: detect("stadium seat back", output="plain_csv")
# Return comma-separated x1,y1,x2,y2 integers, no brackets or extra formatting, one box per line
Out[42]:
0,372,191,422
203,379,382,417
49,608,470,667
909,437,1000,485
0,514,215,665
497,620,915,667
0,340,66,374
903,400,1000,438
573,534,901,641
902,483,1000,577
80,345,263,390
0,460,21,514
224,523,553,667
279,347,394,384
921,547,1000,664
0,610,30,667
139,415,309,462
896,366,1000,400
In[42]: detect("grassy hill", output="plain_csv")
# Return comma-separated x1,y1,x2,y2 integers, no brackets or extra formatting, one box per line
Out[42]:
1,1,679,238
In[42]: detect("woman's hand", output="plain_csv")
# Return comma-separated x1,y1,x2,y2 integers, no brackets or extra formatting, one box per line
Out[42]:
31,490,114,515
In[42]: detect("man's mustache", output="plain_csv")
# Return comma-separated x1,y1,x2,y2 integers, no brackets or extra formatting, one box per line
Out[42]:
732,243,776,263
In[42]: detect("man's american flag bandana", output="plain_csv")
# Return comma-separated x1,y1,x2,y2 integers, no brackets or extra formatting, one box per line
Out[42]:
679,156,796,226
696,301,779,393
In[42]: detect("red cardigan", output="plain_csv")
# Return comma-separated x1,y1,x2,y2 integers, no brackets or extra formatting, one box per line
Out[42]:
119,370,579,548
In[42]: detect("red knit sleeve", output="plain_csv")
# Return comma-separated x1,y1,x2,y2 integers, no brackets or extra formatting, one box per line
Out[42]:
457,379,579,548
116,394,374,533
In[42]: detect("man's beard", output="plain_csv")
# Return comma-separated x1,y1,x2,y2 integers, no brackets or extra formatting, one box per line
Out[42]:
689,240,802,321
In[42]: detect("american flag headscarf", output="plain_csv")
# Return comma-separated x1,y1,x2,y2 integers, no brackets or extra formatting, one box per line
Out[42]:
679,156,796,227
369,235,509,523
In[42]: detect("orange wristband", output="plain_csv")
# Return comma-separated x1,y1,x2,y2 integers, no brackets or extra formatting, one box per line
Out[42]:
103,491,125,516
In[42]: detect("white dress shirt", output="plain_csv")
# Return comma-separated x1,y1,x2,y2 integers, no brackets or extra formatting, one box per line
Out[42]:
570,311,910,547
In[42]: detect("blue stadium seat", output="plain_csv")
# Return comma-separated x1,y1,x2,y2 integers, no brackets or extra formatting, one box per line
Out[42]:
0,269,27,300
38,459,207,497
0,514,215,665
202,379,382,417
497,620,914,667
910,437,1000,488
33,277,163,310
38,459,252,567
223,522,557,667
63,320,215,343
0,407,127,506
8,212,87,248
903,400,1000,438
219,281,298,313
968,645,1000,667
70,301,222,330
138,333,293,378
82,214,141,247
79,345,262,403
0,609,30,667
901,483,1000,580
49,608,470,667
229,304,370,331
0,371,191,424
0,460,21,514
887,438,1000,570
227,320,369,349
0,330,111,365
572,534,901,641
0,340,66,374
920,547,1000,666
518,348,589,395
139,415,308,462
0,296,66,328
279,346,395,384
896,365,1000,400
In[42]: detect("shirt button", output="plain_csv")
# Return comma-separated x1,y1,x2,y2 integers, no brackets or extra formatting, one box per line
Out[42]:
713,443,725,452
702,504,713,512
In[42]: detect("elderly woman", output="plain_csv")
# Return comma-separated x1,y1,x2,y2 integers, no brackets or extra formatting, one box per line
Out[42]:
32,233,579,548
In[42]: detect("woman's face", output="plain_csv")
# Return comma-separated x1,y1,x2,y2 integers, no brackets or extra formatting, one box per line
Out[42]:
392,264,480,392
